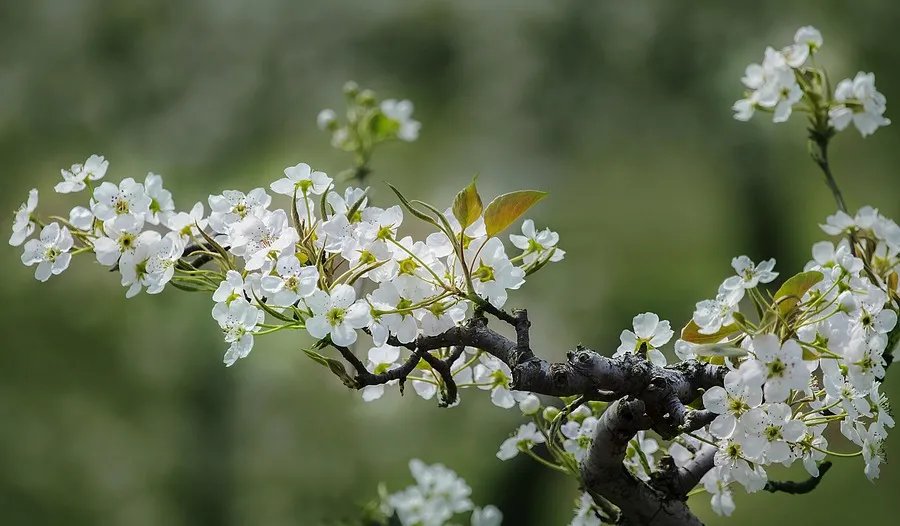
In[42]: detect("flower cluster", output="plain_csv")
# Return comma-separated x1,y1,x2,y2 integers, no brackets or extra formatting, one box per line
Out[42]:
10,152,563,393
317,81,421,182
377,459,502,526
733,26,890,137
670,205,899,516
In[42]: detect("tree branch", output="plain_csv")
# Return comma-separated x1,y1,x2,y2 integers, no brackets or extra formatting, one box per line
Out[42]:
764,461,833,495
582,398,705,526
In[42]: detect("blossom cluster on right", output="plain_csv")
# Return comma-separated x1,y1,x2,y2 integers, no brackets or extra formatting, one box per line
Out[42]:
734,25,890,137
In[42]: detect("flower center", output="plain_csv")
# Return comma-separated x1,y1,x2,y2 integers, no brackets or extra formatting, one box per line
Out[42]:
118,232,136,252
326,307,346,326
767,358,786,378
398,258,419,275
113,198,130,215
727,396,749,416
473,262,495,282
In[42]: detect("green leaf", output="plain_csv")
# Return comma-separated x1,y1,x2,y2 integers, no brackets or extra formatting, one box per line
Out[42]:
483,190,547,237
680,320,739,344
692,343,749,359
387,184,441,228
195,222,231,263
452,176,483,229
774,271,824,316
302,348,359,388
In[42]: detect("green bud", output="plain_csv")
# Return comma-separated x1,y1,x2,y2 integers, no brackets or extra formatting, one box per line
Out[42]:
343,81,359,97
542,406,560,421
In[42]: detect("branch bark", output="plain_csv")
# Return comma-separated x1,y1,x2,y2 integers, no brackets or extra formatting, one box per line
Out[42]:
333,310,727,525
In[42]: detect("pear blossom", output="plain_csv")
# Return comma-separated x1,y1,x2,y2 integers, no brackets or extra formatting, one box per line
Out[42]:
380,99,421,141
561,415,599,462
851,423,886,481
623,431,659,481
21,222,74,281
368,276,430,345
304,284,371,346
614,312,673,366
496,422,545,460
569,492,603,526
212,298,264,367
701,467,736,517
509,219,565,266
467,237,525,308
693,284,742,335
213,270,251,304
144,233,186,294
722,256,778,292
326,186,368,217
92,215,146,267
91,177,151,223
316,109,336,130
417,297,467,337
473,354,526,409
747,335,812,403
385,459,473,526
740,403,805,464
166,202,207,242
844,335,887,392
9,188,38,246
230,210,299,271
781,26,823,67
54,154,108,194
118,231,162,298
829,72,891,137
207,188,271,234
260,256,319,307
143,172,174,225
360,345,402,402
271,163,332,197
68,206,94,231
702,370,764,438
470,505,502,526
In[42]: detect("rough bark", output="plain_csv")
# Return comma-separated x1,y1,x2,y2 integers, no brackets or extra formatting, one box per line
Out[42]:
335,309,727,525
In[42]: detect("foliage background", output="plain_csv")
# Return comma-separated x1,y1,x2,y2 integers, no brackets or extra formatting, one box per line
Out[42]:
1,1,899,524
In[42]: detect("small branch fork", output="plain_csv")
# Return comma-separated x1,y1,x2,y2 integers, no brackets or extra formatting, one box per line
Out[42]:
324,305,733,525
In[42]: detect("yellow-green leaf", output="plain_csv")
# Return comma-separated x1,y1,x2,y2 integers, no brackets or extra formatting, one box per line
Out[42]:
774,271,824,316
680,320,739,344
483,190,547,237
452,177,483,229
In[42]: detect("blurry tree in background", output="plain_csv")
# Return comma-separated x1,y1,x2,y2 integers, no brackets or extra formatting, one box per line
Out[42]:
3,1,900,525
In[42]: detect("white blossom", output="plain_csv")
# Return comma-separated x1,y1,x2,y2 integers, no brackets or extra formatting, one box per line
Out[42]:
21,222,73,282
54,154,108,194
9,188,38,246
304,284,371,346
829,72,891,137
381,99,421,141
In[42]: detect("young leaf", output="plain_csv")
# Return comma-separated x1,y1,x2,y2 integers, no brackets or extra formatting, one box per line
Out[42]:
452,177,483,229
483,190,547,237
680,320,739,344
774,271,824,316
387,184,441,228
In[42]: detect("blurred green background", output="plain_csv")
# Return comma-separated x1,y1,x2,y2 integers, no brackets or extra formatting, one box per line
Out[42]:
2,1,899,524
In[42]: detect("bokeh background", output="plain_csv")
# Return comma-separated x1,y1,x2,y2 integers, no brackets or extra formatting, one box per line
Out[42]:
2,1,899,524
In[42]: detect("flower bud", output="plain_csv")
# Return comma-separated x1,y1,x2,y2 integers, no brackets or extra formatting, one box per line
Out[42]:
317,109,337,131
357,89,377,107
519,394,540,415
343,81,359,97
542,406,560,422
